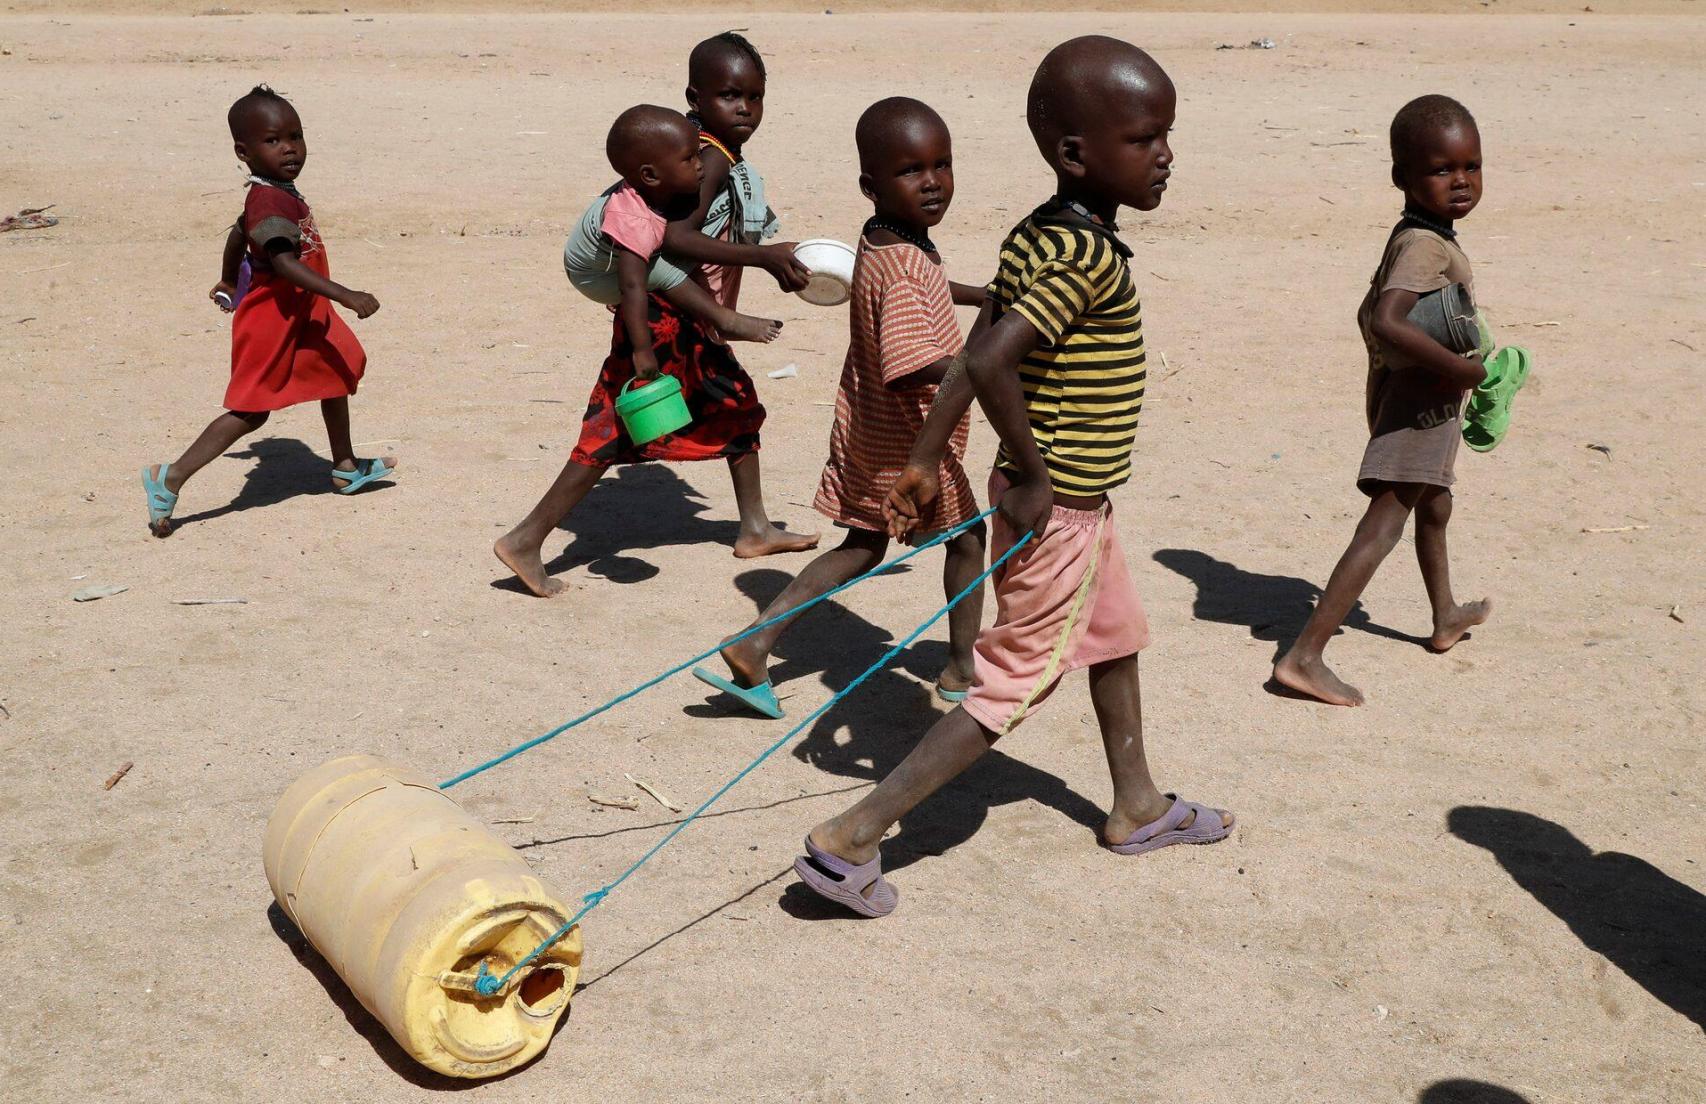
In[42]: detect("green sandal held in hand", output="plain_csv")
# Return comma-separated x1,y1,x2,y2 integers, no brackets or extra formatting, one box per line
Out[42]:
1462,344,1532,453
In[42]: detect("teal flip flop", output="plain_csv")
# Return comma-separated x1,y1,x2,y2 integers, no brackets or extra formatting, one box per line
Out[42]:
1462,345,1532,453
691,666,785,719
141,463,177,535
332,457,395,495
935,684,969,703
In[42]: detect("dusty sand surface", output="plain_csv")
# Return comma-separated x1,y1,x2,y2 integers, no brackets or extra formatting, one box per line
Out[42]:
2,9,1702,1103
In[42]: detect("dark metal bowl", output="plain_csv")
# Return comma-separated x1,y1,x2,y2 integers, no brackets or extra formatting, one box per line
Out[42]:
1406,282,1480,355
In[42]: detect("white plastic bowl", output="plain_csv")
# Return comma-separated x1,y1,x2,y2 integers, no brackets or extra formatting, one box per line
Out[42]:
793,239,856,307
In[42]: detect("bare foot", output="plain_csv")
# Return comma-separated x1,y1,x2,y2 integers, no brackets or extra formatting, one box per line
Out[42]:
719,313,783,343
493,531,565,598
1102,801,1235,848
1273,648,1365,706
331,454,400,491
1431,598,1492,652
717,633,769,689
733,523,820,559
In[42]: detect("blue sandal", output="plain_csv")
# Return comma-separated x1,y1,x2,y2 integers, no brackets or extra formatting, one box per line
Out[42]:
691,666,785,719
935,684,969,703
332,457,395,495
141,463,177,535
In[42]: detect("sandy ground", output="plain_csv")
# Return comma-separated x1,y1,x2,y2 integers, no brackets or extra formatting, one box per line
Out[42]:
1,9,1703,1104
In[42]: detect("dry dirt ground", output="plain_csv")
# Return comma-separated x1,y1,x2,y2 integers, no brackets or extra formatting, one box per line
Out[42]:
1,7,1701,1103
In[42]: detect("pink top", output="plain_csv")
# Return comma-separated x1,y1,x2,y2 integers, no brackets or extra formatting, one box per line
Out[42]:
601,183,667,259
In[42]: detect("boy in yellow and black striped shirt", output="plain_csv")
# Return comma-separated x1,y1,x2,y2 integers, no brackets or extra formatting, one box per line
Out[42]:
986,206,1147,496
791,37,1232,921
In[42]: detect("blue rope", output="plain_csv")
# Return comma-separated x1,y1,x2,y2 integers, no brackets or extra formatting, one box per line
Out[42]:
470,528,1033,996
439,508,996,790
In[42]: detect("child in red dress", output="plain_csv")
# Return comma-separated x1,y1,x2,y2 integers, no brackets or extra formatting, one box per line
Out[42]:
141,85,396,537
693,98,988,719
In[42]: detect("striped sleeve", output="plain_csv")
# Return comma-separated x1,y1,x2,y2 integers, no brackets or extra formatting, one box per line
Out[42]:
1007,230,1116,347
875,268,955,386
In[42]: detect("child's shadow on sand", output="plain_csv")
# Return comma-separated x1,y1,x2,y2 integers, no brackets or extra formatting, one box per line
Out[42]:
1450,806,1706,1034
692,567,1105,920
1417,1081,1534,1104
1151,548,1430,665
171,437,391,531
536,465,740,586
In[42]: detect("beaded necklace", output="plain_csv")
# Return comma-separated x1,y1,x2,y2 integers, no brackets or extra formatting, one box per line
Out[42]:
247,173,304,201
863,216,936,253
1052,195,1119,231
1400,206,1456,240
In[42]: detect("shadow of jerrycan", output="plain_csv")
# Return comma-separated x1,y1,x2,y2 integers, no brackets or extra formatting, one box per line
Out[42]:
262,755,582,1079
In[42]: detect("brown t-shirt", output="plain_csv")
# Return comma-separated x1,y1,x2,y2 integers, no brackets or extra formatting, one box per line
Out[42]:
1357,225,1475,434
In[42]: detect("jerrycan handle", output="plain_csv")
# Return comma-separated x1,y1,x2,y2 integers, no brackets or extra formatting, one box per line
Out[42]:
439,962,516,998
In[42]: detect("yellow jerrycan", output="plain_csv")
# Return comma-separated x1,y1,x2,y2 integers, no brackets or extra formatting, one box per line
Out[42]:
262,755,582,1079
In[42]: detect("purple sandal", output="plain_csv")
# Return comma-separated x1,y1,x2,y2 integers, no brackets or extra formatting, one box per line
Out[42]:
792,835,898,918
1106,794,1232,856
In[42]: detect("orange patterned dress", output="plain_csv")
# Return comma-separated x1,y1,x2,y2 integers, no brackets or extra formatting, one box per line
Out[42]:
813,237,976,533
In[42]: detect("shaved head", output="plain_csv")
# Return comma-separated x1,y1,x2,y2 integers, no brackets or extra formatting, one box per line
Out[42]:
855,97,948,173
606,104,696,179
1027,36,1172,161
227,84,295,141
1390,94,1478,170
688,30,765,85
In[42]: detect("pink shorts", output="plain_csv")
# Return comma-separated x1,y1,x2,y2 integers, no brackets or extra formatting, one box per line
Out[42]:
962,470,1150,736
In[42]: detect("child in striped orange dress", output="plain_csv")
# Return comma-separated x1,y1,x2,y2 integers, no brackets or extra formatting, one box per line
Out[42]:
693,98,989,719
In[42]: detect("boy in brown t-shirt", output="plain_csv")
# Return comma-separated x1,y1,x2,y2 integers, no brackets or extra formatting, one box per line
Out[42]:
1274,95,1493,707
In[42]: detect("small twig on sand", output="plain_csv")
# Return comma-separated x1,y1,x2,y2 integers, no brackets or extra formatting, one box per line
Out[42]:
172,597,247,605
626,772,683,812
104,761,134,790
492,815,537,825
1157,350,1186,383
589,792,640,810
1581,524,1648,533
1667,604,1684,623
1672,338,1698,352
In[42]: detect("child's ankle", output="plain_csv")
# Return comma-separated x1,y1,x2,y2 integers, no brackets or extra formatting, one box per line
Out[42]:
816,815,879,855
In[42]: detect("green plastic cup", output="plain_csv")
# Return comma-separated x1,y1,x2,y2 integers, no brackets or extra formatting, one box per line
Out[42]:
614,374,691,445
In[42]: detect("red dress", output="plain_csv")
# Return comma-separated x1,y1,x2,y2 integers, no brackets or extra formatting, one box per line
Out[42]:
569,294,765,467
224,182,365,413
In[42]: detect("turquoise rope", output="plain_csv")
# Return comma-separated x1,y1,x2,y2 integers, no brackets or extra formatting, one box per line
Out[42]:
471,528,1033,996
439,508,996,790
